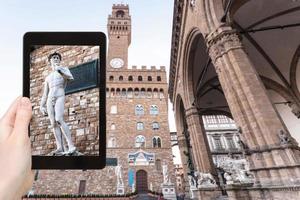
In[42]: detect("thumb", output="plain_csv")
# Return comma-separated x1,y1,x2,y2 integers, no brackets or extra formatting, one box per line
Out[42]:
12,97,32,143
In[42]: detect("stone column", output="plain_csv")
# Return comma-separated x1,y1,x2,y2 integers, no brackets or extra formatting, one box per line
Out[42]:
177,134,192,197
206,26,300,187
185,106,216,176
184,106,223,199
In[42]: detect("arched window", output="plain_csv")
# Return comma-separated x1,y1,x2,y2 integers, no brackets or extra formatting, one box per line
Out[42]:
111,123,116,130
159,89,164,98
157,137,161,148
106,88,110,98
153,137,157,147
108,137,116,148
150,105,159,115
116,10,125,18
141,88,146,97
119,76,123,81
153,136,162,148
157,76,161,81
116,88,121,97
121,88,127,97
153,88,158,98
134,88,139,97
128,88,133,98
135,105,144,115
110,105,117,114
138,76,143,81
148,76,152,81
137,122,144,130
152,122,159,130
109,76,114,81
147,88,152,98
155,159,162,170
128,76,133,81
111,88,115,97
135,135,145,148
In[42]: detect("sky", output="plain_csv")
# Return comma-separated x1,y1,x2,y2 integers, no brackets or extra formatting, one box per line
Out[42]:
0,0,181,163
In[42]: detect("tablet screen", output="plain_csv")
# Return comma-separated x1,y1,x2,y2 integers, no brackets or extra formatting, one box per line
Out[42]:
29,45,100,157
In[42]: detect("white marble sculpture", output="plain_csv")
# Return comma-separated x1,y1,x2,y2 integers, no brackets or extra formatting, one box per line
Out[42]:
162,162,170,184
278,129,291,145
195,172,217,187
40,52,76,155
217,157,254,185
188,175,197,189
149,182,153,191
115,165,124,186
223,172,234,185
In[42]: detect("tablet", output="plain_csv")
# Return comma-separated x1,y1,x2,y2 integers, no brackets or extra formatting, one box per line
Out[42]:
23,32,106,169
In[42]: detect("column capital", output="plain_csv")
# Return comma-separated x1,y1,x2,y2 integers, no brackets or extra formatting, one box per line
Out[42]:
206,28,243,63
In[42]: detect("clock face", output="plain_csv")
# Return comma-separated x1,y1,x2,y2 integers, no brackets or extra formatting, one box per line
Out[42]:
110,58,124,68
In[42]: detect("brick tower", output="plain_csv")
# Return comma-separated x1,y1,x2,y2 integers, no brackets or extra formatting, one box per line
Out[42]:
107,4,131,70
105,3,176,195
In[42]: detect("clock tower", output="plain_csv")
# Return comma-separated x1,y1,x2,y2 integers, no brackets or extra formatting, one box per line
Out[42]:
107,4,131,70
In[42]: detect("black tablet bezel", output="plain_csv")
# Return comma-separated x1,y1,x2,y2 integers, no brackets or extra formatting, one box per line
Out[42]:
23,32,106,169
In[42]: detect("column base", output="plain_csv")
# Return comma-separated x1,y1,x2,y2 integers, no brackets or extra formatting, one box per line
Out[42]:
226,183,300,200
161,183,177,200
193,187,223,200
116,185,125,195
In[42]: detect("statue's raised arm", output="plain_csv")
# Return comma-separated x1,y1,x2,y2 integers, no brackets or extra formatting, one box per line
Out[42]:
56,66,74,80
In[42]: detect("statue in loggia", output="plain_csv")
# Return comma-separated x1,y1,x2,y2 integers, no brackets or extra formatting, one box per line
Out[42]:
40,52,79,156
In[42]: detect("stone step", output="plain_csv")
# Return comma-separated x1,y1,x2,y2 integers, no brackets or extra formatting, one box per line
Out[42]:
216,195,229,200
134,194,160,200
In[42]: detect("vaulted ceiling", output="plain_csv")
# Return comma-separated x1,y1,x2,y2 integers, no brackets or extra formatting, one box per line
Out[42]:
191,0,300,118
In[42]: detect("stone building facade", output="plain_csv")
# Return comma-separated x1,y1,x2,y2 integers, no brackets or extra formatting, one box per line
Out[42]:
169,0,300,199
202,115,242,167
29,4,175,196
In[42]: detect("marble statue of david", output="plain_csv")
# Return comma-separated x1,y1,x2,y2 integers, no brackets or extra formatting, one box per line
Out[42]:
40,52,76,156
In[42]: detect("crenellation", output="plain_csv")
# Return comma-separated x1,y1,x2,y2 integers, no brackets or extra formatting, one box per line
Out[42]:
160,66,166,71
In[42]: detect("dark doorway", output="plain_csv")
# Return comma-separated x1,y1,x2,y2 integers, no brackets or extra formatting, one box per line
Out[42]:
136,170,148,193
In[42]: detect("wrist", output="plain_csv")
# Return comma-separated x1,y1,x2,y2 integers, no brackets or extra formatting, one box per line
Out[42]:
0,181,18,200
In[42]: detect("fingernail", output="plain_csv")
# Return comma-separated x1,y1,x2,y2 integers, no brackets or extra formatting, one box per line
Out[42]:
21,97,30,108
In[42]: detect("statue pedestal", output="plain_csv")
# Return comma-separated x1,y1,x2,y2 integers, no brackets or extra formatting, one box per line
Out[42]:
189,185,197,199
161,183,176,200
116,184,125,195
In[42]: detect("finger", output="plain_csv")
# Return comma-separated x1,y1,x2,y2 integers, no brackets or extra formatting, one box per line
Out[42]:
11,97,32,144
0,97,21,143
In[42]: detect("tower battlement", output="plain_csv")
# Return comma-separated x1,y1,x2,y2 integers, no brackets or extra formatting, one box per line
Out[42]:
112,4,129,8
130,65,166,71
